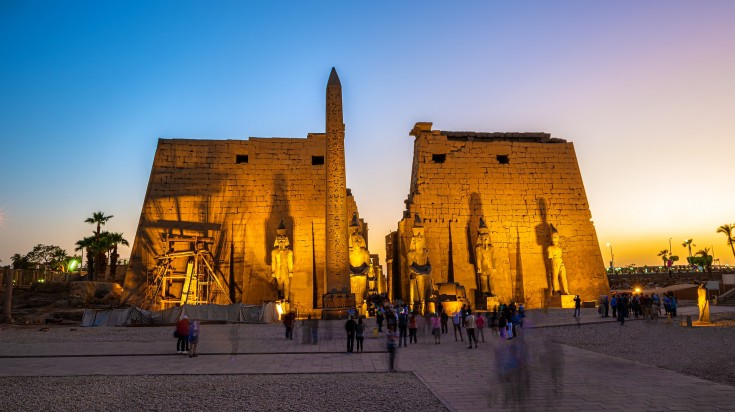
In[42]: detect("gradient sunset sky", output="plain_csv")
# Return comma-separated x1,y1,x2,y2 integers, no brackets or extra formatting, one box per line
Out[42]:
1,1,734,268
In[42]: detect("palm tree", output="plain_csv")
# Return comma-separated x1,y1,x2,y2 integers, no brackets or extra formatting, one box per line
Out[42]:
657,249,669,266
85,212,113,280
10,253,29,270
682,239,695,258
94,233,113,280
695,248,713,272
75,236,96,280
716,224,735,260
106,232,129,278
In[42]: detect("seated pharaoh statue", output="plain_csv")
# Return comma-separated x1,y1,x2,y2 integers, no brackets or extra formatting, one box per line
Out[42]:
547,224,570,295
348,213,371,275
475,218,495,296
271,220,294,300
407,214,431,275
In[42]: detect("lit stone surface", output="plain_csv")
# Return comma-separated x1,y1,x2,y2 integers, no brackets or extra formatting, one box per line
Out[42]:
391,124,610,308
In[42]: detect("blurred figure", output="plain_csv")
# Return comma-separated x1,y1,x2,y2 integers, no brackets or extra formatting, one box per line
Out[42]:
430,312,441,344
386,325,398,372
491,334,530,410
188,319,200,358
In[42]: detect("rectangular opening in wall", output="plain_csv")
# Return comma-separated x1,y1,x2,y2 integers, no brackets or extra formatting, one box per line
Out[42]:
312,156,324,165
236,154,249,164
496,155,509,164
432,154,446,163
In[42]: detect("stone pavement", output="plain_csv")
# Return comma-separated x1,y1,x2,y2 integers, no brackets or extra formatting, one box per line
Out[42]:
1,307,735,411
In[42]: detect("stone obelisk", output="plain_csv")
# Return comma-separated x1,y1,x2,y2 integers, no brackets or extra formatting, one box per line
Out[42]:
325,67,350,295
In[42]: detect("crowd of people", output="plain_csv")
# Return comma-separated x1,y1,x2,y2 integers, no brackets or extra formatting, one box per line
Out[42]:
598,291,679,325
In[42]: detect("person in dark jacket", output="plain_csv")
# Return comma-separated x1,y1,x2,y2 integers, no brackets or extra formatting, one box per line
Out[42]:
175,315,190,354
345,316,357,353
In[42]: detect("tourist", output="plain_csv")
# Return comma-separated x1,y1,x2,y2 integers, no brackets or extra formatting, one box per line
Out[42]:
573,295,581,317
618,294,628,326
188,319,200,358
408,312,418,344
452,310,464,342
669,293,678,317
652,293,661,317
355,317,365,353
430,312,441,344
476,312,486,342
376,308,384,332
386,325,398,372
611,294,618,318
398,309,409,347
175,315,190,354
345,315,356,353
602,295,610,317
663,294,671,315
465,309,478,348
518,304,526,328
490,310,499,336
440,309,449,334
498,311,507,339
631,295,641,318
283,312,294,340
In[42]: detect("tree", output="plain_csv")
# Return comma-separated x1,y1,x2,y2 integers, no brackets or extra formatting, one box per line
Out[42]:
75,236,96,280
682,239,695,258
85,211,114,279
106,232,129,278
24,244,68,270
657,249,669,266
716,223,735,261
10,253,30,270
690,248,713,271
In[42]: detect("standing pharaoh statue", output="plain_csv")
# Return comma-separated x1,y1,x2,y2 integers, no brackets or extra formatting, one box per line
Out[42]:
271,220,294,301
407,214,432,311
348,214,370,310
547,224,569,295
698,284,710,323
475,218,495,296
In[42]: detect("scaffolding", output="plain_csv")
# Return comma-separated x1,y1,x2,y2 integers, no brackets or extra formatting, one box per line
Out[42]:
146,234,232,310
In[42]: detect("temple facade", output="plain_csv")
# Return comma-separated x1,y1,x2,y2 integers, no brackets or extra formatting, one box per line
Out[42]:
388,122,610,309
123,69,371,314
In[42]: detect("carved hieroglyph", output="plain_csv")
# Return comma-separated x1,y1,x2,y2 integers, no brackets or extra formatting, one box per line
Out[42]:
325,67,349,292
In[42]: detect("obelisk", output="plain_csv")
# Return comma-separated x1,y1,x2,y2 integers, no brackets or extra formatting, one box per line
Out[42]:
325,67,350,293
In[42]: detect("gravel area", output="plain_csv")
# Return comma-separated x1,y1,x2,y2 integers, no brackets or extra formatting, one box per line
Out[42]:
0,373,447,412
540,314,735,386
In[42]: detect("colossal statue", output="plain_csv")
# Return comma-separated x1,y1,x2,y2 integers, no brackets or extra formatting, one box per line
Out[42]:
698,284,710,323
348,213,371,275
475,218,495,296
271,220,294,300
547,224,569,295
407,214,431,275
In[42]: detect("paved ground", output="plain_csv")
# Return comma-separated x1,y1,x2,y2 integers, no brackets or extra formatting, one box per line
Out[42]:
1,307,735,411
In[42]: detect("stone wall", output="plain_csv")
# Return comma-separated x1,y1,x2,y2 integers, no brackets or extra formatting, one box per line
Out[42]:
392,123,609,308
123,134,365,313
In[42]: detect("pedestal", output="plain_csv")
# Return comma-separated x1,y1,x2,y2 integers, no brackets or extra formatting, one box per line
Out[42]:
486,296,502,311
322,291,356,320
548,294,575,309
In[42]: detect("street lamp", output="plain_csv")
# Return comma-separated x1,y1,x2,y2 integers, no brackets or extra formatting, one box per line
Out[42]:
606,242,614,272
669,238,672,254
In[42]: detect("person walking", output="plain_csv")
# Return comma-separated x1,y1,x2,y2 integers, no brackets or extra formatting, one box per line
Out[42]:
376,309,384,332
188,319,200,357
355,317,365,353
345,315,356,353
398,309,409,347
475,312,486,343
283,312,294,340
611,294,618,318
431,312,441,344
573,295,581,317
175,315,190,354
440,309,449,334
603,295,610,317
618,294,628,326
465,309,478,349
408,313,418,344
386,325,398,372
452,310,464,342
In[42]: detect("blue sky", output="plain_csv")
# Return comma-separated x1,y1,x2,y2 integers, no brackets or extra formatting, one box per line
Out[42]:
2,1,734,266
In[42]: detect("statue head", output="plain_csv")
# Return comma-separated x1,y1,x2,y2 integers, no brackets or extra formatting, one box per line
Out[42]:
274,220,290,249
550,224,560,246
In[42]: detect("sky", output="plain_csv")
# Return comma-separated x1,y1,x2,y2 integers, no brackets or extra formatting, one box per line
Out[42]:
1,0,734,269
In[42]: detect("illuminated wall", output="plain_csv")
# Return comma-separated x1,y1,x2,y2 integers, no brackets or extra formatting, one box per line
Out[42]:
392,122,610,308
123,134,363,312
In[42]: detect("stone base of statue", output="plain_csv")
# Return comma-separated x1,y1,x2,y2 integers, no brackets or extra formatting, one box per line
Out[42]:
548,294,575,309
486,296,503,312
350,274,367,311
322,290,356,320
